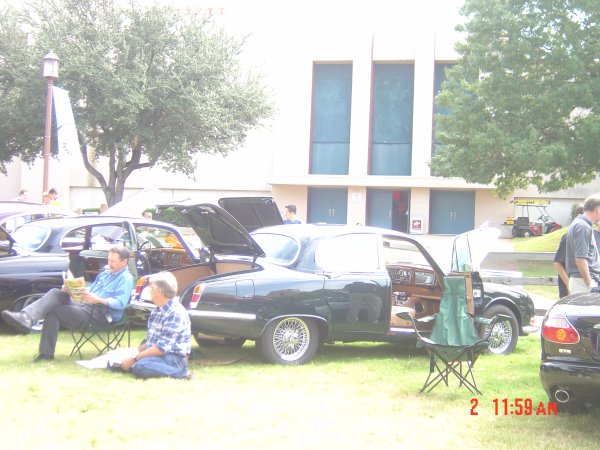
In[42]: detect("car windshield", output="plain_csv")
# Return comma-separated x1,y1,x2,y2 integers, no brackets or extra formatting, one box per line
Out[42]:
252,232,299,265
11,224,50,251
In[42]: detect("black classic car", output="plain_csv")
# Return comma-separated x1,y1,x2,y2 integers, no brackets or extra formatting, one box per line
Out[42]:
0,215,206,319
130,200,537,364
0,201,77,233
540,292,600,413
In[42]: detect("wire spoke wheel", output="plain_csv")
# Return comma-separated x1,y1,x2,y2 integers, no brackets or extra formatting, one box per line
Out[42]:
260,316,319,364
482,305,518,355
272,317,310,361
487,319,513,354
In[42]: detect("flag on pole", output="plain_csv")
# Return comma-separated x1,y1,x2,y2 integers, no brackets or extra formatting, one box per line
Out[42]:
52,86,80,156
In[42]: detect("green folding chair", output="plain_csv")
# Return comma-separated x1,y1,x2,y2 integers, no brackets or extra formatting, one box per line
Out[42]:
70,305,132,359
398,276,503,395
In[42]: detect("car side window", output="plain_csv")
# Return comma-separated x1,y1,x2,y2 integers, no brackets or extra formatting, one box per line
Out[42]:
134,224,186,249
315,234,380,273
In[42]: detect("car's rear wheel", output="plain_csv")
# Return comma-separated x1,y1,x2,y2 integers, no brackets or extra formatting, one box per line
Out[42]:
259,317,318,365
482,305,518,355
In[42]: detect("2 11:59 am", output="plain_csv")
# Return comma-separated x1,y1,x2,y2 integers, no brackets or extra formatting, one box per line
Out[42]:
470,398,558,416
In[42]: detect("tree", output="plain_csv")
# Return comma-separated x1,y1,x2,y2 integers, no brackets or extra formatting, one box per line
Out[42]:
431,0,600,198
0,0,272,205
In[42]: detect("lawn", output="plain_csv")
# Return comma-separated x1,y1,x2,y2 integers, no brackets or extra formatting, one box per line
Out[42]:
1,329,599,450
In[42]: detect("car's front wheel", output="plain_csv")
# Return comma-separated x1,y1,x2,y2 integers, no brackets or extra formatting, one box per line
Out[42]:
482,305,518,355
258,317,319,364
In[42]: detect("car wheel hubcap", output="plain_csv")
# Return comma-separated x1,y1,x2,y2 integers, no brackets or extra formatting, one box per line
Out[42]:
487,319,513,353
272,318,310,362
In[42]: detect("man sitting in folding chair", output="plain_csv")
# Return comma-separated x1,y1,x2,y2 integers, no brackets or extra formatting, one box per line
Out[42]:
1,246,134,362
398,276,502,395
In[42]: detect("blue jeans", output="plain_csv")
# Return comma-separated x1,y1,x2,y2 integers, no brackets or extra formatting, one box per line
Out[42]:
130,353,189,379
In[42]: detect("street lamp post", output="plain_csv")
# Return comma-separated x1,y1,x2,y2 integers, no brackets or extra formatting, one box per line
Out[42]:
42,51,59,193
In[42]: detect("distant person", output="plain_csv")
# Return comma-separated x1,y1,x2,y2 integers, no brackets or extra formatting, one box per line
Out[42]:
41,191,51,204
283,204,301,224
553,205,583,298
565,195,600,294
48,188,64,208
120,272,191,379
11,189,28,202
99,203,108,214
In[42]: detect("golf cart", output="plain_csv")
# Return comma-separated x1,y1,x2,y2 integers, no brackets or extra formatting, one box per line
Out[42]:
505,200,562,238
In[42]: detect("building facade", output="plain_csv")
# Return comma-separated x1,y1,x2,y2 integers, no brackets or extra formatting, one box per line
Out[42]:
0,0,594,233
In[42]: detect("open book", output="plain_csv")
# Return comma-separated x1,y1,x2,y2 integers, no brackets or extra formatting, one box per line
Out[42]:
63,272,86,303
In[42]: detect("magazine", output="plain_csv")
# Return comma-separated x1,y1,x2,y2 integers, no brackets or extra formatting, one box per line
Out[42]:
63,272,86,303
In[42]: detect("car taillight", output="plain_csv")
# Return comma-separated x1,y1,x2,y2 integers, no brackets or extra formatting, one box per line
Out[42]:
188,283,205,310
134,277,148,296
542,313,580,344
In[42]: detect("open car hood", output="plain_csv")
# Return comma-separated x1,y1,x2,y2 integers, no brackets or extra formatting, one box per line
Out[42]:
217,197,283,232
451,225,501,273
157,202,265,258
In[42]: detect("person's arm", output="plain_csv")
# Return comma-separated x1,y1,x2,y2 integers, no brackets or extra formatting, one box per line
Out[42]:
84,272,134,309
553,261,570,289
575,257,593,288
122,344,164,372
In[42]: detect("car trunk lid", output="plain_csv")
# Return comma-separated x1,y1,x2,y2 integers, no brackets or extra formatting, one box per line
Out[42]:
156,202,266,259
217,197,283,232
561,295,600,361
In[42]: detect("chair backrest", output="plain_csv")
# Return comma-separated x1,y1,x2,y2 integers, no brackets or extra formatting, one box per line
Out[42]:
429,276,481,346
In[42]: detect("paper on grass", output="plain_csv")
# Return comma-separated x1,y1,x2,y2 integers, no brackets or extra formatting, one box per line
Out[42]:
76,347,139,369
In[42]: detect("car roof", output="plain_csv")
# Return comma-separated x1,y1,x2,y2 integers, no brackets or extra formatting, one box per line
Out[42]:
14,214,178,231
251,223,416,241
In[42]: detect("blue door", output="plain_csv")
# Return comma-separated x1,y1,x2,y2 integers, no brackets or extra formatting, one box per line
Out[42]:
367,189,409,232
308,188,348,224
429,191,475,234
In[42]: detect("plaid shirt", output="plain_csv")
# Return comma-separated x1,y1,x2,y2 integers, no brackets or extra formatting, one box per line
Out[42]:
146,299,191,357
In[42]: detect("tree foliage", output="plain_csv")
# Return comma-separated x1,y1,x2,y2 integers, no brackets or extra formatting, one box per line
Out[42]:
0,0,273,204
431,0,600,198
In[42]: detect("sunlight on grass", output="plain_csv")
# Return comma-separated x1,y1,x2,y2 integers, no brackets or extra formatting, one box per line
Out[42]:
1,330,599,449
513,228,565,253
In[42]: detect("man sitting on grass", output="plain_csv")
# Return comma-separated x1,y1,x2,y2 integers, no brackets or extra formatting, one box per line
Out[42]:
120,271,192,379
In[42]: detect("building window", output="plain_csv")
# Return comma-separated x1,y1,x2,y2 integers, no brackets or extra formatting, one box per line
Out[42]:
370,63,414,176
432,63,454,161
310,64,352,175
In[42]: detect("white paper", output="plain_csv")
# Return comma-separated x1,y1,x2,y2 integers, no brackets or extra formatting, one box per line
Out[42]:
76,347,139,369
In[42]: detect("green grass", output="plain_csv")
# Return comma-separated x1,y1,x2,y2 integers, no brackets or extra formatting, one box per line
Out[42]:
513,228,566,253
1,330,599,449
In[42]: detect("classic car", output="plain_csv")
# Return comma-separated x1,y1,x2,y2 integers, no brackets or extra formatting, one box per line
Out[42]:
0,201,77,233
0,214,206,321
130,200,537,364
540,291,600,413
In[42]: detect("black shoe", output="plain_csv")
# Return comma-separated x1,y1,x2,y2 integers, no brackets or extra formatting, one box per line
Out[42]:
1,310,33,334
33,354,54,363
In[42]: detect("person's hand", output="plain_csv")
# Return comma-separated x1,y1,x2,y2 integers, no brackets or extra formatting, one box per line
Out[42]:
82,291,99,304
121,357,136,372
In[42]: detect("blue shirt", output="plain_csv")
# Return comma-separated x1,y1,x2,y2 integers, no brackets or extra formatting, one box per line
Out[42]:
89,267,134,321
146,299,191,357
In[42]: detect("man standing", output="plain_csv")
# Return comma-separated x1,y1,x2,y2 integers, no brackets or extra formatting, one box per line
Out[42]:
565,195,600,294
1,246,133,362
120,272,191,379
283,204,301,224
